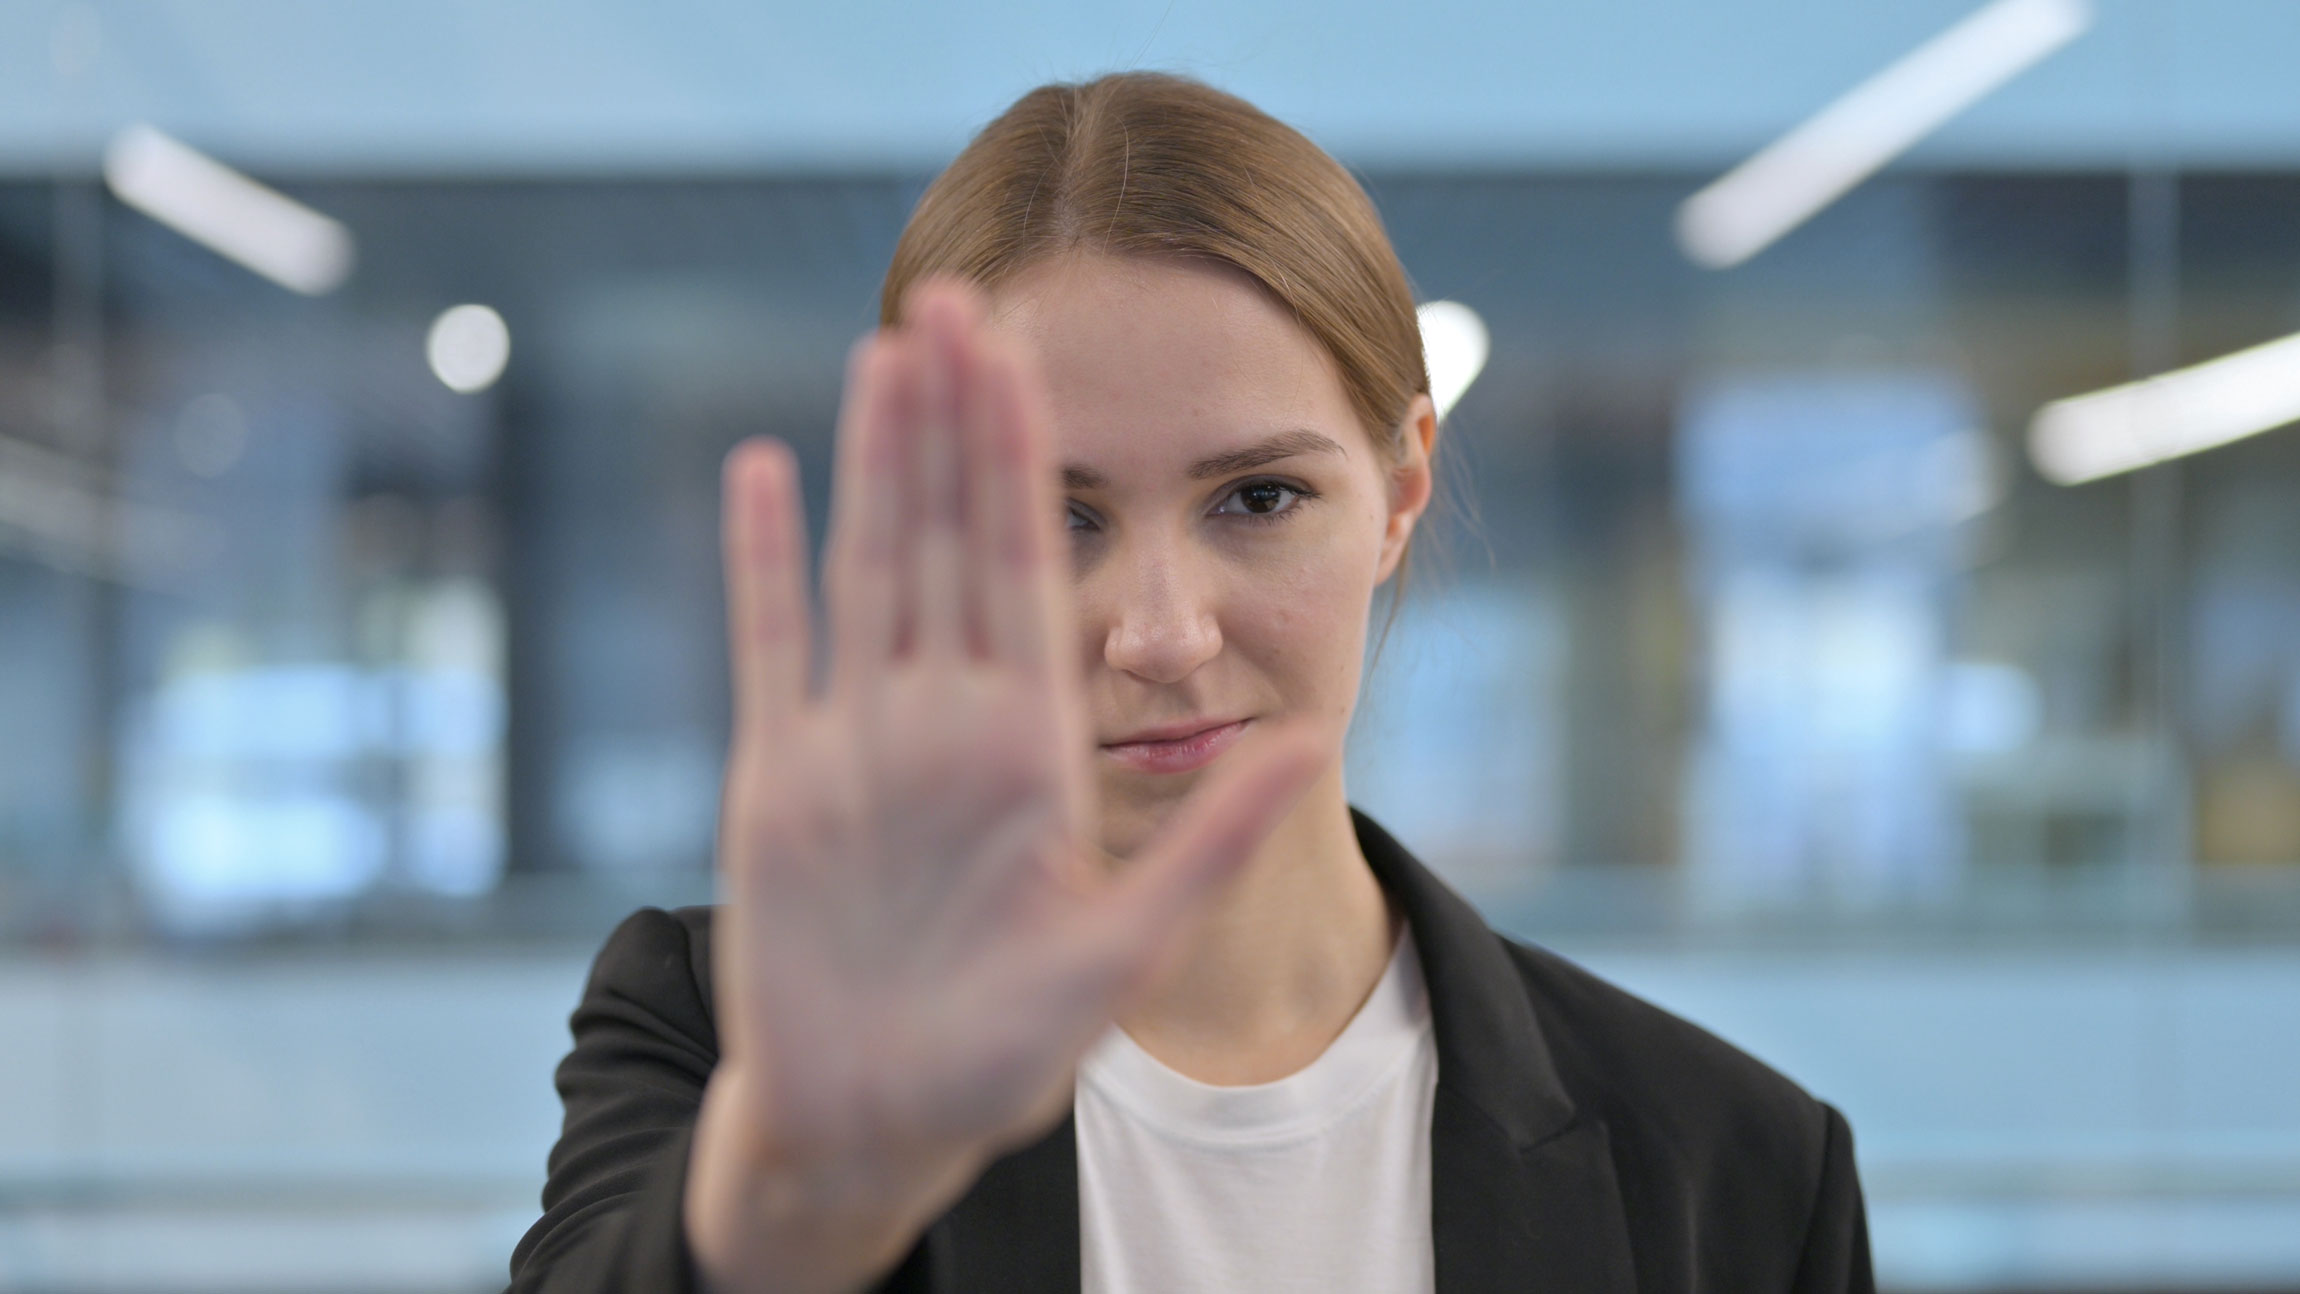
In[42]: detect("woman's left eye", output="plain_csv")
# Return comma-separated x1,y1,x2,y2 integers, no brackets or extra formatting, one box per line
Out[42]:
1213,479,1313,522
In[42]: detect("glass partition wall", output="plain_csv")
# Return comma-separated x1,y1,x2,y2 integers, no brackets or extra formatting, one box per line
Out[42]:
13,170,2292,939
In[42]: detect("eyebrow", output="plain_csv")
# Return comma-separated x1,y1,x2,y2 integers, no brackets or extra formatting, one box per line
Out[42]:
1060,429,1348,491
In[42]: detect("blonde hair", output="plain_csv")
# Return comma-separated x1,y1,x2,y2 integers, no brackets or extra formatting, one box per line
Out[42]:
882,71,1444,646
881,71,1430,464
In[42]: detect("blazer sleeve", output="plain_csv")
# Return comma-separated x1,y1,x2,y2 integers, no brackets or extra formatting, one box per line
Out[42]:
509,907,949,1294
508,906,717,1293
1789,1103,1877,1294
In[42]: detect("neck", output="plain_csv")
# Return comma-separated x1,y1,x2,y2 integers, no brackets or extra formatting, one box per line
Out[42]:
1111,762,1399,1085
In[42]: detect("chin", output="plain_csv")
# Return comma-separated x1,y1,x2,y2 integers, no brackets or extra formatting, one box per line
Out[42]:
1093,784,1190,860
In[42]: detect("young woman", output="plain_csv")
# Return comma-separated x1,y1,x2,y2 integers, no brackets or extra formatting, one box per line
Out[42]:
509,72,1874,1294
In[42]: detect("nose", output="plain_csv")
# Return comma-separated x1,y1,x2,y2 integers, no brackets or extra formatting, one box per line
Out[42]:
1094,538,1224,686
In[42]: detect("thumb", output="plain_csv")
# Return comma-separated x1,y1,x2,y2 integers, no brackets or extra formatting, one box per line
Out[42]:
1071,720,1330,1006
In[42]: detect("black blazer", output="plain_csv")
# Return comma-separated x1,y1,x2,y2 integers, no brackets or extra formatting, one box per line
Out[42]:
510,810,1875,1292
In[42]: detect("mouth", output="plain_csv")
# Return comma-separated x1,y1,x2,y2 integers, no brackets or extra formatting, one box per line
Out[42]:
1098,718,1251,776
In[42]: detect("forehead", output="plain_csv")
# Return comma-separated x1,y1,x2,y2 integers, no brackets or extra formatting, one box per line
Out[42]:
986,252,1363,470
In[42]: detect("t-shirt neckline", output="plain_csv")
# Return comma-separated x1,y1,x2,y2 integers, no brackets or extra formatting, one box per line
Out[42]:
1078,925,1432,1147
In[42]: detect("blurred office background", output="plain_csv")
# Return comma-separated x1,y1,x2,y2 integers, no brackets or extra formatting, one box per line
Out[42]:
3,0,2299,1288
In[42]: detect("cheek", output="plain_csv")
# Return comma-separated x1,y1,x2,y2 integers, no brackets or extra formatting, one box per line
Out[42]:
1223,511,1384,703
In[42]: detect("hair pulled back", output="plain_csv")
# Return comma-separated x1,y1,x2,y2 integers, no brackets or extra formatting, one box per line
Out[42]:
881,72,1430,462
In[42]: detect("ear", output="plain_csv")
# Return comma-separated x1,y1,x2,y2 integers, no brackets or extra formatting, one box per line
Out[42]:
1373,392,1439,587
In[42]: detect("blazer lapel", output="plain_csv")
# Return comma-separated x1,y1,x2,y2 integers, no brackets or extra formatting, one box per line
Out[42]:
1356,810,1639,1294
929,1109,1082,1293
1430,1096,1637,1291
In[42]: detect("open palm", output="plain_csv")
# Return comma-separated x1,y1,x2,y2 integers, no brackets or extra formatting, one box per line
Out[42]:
689,281,1323,1287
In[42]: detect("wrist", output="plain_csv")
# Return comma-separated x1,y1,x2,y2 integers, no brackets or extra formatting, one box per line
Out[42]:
685,1067,975,1294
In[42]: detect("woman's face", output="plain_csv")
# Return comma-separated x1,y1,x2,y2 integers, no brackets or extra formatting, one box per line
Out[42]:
989,252,1434,858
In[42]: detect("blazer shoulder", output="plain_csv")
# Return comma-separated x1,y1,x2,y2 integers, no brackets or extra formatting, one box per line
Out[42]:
510,905,725,1291
1497,935,1835,1173
577,904,721,1053
1497,936,1874,1290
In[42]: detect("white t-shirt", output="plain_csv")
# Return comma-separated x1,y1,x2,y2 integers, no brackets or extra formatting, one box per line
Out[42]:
1075,927,1439,1294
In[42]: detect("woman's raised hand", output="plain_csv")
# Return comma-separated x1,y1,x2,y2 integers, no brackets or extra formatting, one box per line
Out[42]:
685,280,1325,1294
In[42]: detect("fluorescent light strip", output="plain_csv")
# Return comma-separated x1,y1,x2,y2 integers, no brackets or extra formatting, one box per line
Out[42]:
1418,300,1489,422
1676,0,2091,270
2027,331,2300,485
103,124,355,295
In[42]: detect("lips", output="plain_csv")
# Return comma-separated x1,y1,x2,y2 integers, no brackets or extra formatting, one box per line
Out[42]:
1099,718,1250,775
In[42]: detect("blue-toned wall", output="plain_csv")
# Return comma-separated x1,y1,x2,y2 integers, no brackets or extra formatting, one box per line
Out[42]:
4,0,2300,174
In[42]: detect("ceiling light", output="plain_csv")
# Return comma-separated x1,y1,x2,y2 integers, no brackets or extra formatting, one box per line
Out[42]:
426,305,512,394
1419,300,1490,422
1676,0,2091,270
103,124,354,295
2028,331,2300,485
